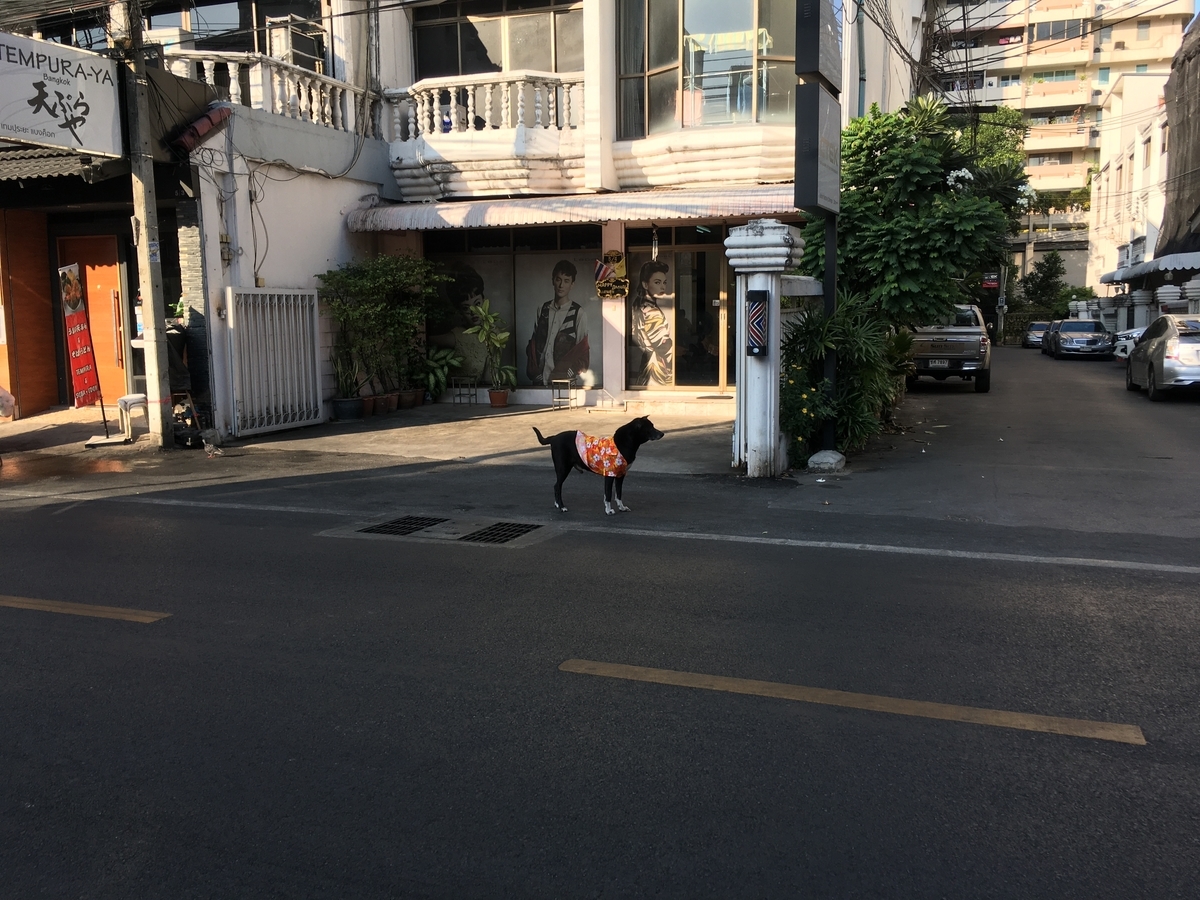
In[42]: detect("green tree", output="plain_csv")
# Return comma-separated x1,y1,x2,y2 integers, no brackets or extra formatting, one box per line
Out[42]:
800,97,1030,327
953,106,1026,170
1017,251,1067,308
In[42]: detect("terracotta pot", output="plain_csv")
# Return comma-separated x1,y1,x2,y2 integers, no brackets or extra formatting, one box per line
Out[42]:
488,389,509,408
361,395,375,416
386,391,400,412
398,388,423,409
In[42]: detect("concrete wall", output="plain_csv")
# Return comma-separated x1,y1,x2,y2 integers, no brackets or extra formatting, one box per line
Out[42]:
1158,22,1200,256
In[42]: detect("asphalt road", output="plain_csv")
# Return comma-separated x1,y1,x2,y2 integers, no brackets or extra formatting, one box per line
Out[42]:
2,348,1199,898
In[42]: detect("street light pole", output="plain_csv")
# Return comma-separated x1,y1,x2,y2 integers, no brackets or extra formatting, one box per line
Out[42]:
114,0,173,448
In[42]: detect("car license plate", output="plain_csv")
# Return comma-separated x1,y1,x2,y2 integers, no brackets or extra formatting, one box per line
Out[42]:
928,358,949,368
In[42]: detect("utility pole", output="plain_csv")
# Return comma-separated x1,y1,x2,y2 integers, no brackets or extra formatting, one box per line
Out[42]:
113,0,173,448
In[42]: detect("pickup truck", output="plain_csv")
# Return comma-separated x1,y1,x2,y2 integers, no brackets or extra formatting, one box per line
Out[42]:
909,305,992,393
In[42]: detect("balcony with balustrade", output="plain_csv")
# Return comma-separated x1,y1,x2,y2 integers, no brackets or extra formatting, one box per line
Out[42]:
1026,162,1092,191
163,49,384,138
382,71,585,201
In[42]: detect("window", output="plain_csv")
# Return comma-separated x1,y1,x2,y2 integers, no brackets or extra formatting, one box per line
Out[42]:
1032,69,1077,82
1028,152,1073,166
1162,123,1169,154
618,0,798,139
1095,109,1103,123
1136,20,1150,40
1028,19,1085,43
1143,137,1151,168
1099,26,1112,43
940,72,984,91
1135,64,1148,73
413,0,584,81
999,74,1020,87
1098,67,1109,83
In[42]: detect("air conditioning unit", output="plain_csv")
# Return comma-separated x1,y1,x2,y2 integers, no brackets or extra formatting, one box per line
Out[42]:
1114,41,1126,50
1096,4,1105,12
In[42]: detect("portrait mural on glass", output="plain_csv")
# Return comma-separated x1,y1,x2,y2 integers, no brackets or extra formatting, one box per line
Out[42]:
626,253,675,386
515,255,604,388
427,256,515,385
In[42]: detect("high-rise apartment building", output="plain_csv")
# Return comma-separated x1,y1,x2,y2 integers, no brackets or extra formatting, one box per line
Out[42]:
936,0,1194,284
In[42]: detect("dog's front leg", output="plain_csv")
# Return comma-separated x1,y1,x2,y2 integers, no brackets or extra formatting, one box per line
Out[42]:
603,476,616,515
614,475,630,512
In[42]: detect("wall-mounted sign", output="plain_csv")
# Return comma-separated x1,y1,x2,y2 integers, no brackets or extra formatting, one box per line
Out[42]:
982,272,1000,288
0,31,122,158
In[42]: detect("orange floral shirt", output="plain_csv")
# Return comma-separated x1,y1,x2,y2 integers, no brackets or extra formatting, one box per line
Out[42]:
575,432,628,477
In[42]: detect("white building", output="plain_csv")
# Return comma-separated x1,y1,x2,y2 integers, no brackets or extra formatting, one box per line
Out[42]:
840,0,929,123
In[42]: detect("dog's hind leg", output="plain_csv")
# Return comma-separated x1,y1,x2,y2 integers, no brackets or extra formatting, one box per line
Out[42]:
614,475,630,512
551,444,571,512
554,469,570,512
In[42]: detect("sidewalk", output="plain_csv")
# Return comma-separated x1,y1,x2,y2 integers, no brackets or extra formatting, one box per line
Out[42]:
1,402,737,477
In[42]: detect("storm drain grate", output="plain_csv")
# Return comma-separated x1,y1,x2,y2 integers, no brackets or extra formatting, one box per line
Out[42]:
359,515,449,536
458,522,543,544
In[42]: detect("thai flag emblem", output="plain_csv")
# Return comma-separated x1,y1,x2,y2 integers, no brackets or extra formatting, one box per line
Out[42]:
594,260,615,282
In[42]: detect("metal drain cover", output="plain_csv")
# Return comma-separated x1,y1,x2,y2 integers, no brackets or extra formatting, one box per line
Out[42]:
458,522,542,544
358,515,449,536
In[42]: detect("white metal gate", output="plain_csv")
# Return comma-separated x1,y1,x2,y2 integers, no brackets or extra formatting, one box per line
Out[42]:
226,286,323,437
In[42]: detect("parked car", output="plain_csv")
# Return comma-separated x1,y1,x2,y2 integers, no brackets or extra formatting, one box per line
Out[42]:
909,304,991,392
1041,320,1063,355
1022,321,1051,348
1048,320,1115,359
1125,315,1200,400
1114,327,1146,360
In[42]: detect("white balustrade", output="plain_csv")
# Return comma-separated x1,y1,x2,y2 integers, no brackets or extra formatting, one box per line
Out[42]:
383,71,584,141
163,49,380,138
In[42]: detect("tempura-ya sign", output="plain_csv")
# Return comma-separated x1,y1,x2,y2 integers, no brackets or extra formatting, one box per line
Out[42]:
59,264,102,408
0,30,122,157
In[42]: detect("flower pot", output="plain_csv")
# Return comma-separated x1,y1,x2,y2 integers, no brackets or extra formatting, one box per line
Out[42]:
488,389,509,408
361,395,375,416
398,388,423,409
386,391,400,412
332,397,364,420
372,394,390,414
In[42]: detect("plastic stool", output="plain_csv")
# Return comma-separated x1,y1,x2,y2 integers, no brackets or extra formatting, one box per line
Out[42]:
117,393,149,439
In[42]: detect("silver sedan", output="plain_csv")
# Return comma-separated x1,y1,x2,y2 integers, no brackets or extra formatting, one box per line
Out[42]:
1125,315,1200,400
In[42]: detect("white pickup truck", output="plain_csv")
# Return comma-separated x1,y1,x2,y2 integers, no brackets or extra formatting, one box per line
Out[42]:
909,305,992,393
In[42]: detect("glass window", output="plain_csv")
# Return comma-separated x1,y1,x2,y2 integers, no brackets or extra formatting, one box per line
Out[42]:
1098,67,1109,83
619,0,795,137
1143,138,1151,168
461,19,504,73
1135,64,1148,73
648,0,680,70
416,24,460,79
554,9,583,71
1100,26,1112,43
508,13,552,70
1137,20,1150,40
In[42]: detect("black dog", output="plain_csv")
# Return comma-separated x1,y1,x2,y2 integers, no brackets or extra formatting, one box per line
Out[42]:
532,416,664,514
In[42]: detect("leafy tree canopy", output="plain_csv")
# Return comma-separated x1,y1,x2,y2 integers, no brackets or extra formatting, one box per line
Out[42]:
801,96,1032,327
952,106,1026,170
1017,250,1067,308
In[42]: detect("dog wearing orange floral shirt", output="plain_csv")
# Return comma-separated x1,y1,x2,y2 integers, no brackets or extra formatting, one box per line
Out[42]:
533,416,664,514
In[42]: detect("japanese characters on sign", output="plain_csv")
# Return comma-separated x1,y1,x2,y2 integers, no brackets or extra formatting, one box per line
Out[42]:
59,264,102,408
0,31,122,158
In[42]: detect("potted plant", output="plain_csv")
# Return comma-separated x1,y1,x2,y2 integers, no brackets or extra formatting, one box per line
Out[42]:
422,346,464,402
464,298,517,407
330,332,370,420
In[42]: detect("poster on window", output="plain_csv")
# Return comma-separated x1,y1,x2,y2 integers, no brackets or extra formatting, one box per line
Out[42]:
514,255,603,389
427,256,515,385
58,263,101,407
625,252,675,387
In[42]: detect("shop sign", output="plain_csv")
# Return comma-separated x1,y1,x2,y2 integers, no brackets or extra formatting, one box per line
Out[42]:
0,31,122,158
982,272,1000,288
59,264,102,407
595,250,630,299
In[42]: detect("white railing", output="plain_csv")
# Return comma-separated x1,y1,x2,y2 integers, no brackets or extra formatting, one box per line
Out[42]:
384,70,584,141
164,50,382,138
225,287,323,437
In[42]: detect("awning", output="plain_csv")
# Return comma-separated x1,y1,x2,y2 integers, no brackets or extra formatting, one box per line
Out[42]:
1100,251,1200,284
346,184,798,232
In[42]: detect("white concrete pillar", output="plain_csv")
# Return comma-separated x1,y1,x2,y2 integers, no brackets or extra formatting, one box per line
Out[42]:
1184,276,1200,315
1131,289,1155,328
724,219,805,477
582,0,618,191
1155,284,1182,313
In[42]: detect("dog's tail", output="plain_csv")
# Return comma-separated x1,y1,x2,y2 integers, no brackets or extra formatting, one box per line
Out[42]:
532,426,551,445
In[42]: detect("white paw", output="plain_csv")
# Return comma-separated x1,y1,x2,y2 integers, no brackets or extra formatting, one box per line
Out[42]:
617,503,631,512
605,506,615,515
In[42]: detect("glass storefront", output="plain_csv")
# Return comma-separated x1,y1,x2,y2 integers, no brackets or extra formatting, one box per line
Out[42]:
625,226,735,390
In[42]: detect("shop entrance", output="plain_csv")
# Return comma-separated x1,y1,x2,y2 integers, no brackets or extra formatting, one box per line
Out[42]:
56,236,131,405
626,227,735,390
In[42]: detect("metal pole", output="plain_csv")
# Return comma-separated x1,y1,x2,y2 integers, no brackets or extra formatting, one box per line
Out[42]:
822,214,837,452
119,1,174,448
